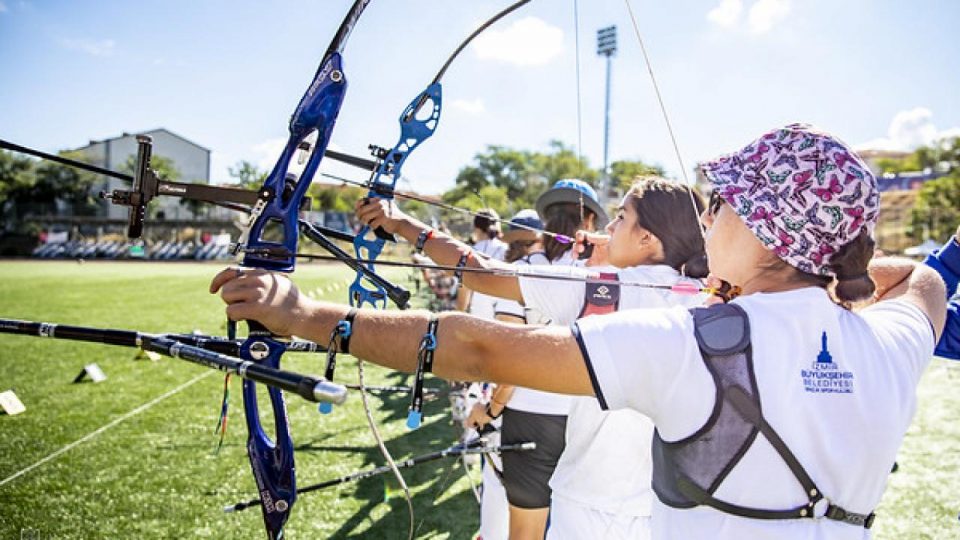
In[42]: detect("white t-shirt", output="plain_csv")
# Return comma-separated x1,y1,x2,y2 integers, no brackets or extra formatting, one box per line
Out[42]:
519,264,705,516
575,287,936,539
492,251,568,415
467,238,508,320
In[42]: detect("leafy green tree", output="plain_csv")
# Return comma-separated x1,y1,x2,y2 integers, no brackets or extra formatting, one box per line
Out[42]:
876,154,927,174
530,140,598,187
876,136,960,174
608,159,666,192
0,150,37,228
228,160,268,189
308,183,364,213
442,140,597,219
33,150,101,216
910,171,960,242
0,149,104,229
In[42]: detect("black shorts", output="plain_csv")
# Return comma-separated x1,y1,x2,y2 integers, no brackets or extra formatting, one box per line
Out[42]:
500,407,567,509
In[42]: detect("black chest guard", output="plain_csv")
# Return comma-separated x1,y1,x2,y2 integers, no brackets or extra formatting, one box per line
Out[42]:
650,303,875,529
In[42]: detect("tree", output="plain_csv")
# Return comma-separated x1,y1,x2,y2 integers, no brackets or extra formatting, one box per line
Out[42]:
308,183,364,213
608,159,665,193
0,150,37,229
228,160,268,189
33,150,101,216
0,149,103,230
910,171,960,242
876,136,960,174
442,141,597,220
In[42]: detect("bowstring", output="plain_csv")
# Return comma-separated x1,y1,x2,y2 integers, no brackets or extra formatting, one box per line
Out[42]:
592,4,710,539
573,0,585,182
621,0,707,240
357,355,415,540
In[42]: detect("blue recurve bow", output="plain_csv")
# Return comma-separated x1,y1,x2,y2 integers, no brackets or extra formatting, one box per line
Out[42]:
227,1,374,538
349,0,533,311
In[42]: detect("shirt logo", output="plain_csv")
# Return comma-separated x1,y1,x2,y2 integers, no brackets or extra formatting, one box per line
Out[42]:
800,332,855,394
594,285,612,300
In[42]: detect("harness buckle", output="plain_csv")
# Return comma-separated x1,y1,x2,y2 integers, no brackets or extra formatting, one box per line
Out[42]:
812,497,830,519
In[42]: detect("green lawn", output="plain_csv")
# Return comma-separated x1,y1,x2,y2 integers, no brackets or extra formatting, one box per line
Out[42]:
0,261,477,539
0,261,958,539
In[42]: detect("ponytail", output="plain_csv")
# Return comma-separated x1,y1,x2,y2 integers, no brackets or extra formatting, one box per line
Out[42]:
829,229,877,304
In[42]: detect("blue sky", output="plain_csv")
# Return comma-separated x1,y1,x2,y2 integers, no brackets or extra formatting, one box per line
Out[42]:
1,0,958,194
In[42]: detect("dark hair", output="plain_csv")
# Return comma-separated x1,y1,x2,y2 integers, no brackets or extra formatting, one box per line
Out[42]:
473,210,501,240
774,229,876,307
625,177,708,279
505,239,537,263
542,202,596,262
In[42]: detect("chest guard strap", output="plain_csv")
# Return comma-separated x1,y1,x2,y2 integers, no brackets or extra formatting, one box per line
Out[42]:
651,303,875,529
578,272,620,318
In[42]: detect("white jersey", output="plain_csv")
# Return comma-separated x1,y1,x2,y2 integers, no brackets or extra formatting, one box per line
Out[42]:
466,238,508,538
468,238,508,320
492,250,574,415
575,287,936,540
518,264,704,522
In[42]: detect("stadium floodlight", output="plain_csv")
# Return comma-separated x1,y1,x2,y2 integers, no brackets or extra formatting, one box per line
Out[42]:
597,26,617,57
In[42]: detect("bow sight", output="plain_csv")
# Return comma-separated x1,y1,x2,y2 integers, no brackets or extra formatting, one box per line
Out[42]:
102,134,263,239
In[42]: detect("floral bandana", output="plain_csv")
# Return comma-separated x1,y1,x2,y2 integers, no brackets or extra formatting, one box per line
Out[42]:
701,123,880,276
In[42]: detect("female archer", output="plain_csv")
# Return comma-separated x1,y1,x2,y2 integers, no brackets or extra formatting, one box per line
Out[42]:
355,176,708,539
451,180,610,539
211,124,946,539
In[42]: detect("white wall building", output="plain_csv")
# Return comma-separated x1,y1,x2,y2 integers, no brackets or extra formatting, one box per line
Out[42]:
74,128,211,220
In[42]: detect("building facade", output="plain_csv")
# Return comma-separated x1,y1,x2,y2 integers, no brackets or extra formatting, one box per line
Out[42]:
74,128,211,220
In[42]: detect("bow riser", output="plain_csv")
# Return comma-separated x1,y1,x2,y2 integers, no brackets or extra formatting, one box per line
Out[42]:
242,53,349,273
350,82,442,308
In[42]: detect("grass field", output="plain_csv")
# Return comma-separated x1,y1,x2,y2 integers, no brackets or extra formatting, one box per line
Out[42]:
0,261,958,539
0,261,478,539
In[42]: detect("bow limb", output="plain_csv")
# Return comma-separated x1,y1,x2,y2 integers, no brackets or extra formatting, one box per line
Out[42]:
232,1,374,538
344,4,535,540
349,0,533,310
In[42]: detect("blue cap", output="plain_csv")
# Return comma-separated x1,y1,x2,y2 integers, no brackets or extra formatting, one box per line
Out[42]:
535,179,608,228
503,209,543,242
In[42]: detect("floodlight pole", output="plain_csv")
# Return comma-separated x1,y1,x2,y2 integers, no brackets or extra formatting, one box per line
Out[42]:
597,26,617,207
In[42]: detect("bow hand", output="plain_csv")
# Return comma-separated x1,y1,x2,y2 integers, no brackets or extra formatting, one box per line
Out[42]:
211,268,309,338
355,197,410,238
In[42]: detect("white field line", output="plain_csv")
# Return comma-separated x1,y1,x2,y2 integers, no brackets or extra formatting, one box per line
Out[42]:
0,371,215,488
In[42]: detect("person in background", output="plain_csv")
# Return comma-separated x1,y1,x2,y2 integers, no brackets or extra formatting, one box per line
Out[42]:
413,250,458,312
454,208,509,539
467,209,565,539
923,223,960,360
457,209,507,316
535,179,609,265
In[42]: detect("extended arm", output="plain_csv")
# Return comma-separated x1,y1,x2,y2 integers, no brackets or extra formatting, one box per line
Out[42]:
870,256,947,342
210,268,594,396
356,198,524,301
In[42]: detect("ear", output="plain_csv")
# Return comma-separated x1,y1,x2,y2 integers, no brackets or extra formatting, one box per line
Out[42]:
635,226,655,246
636,226,666,260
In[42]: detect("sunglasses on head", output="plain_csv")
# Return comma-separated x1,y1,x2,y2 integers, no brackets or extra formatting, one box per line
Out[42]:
708,191,724,217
